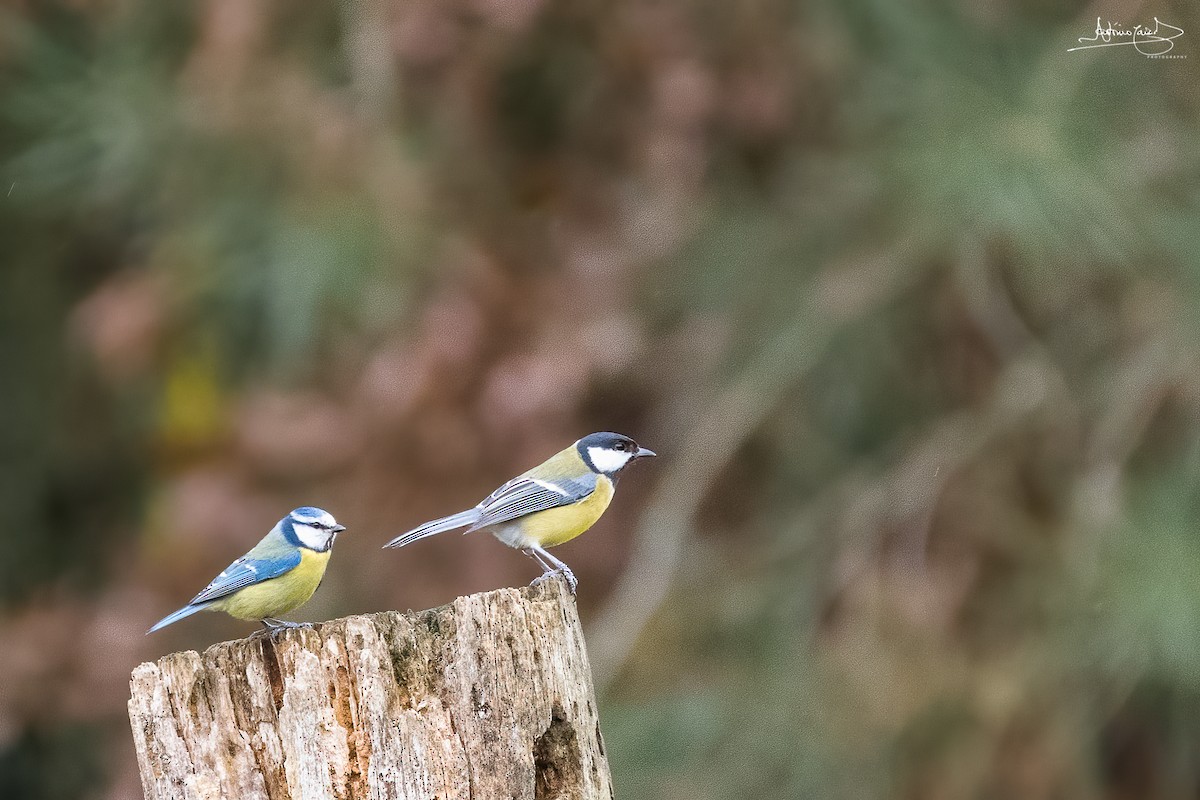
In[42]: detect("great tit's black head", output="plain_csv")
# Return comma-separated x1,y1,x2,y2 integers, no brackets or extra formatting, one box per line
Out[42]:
284,506,346,552
576,432,657,476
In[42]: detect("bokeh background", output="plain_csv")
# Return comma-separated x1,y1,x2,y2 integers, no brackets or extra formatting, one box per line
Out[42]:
3,0,1200,798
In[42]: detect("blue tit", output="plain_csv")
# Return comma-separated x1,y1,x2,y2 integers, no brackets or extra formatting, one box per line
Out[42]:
383,432,655,592
148,507,346,634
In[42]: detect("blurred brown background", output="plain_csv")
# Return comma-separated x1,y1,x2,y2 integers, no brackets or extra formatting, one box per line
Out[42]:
3,0,1200,798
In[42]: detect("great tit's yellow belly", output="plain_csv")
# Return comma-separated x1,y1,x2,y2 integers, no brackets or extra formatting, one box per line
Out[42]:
209,549,330,621
503,476,615,548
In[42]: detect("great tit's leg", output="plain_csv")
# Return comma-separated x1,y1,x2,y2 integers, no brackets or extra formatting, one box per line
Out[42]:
523,547,554,573
525,545,577,593
524,547,564,584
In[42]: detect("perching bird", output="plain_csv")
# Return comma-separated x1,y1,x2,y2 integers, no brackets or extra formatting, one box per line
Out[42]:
383,432,655,591
148,507,346,634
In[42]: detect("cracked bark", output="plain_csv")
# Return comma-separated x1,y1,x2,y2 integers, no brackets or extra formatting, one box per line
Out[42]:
129,578,613,800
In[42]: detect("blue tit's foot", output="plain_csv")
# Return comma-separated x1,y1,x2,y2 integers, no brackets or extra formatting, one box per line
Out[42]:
256,618,313,635
531,567,578,594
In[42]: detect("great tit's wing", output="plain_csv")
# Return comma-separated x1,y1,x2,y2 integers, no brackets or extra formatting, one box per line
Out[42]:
468,473,598,531
188,549,302,606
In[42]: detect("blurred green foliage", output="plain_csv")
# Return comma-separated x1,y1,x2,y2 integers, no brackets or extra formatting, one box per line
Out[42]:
0,725,105,800
2,0,1200,798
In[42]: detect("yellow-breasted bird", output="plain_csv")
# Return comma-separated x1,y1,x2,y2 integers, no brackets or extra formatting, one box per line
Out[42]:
148,507,345,634
383,432,655,591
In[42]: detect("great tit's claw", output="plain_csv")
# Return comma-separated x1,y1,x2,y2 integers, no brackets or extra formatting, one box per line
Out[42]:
531,568,577,594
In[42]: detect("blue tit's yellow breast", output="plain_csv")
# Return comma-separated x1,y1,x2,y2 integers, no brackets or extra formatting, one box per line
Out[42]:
210,549,331,621
518,475,615,548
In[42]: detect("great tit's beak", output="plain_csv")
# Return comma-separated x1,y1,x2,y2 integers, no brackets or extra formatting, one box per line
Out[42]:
332,524,347,534
635,447,657,459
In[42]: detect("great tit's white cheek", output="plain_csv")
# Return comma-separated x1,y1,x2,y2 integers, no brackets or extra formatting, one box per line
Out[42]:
588,446,633,473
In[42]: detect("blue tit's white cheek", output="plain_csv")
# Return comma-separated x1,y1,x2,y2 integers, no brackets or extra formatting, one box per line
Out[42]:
588,446,633,473
293,523,332,551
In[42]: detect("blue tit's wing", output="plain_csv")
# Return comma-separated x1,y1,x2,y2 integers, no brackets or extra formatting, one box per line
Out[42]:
468,472,599,531
188,549,302,606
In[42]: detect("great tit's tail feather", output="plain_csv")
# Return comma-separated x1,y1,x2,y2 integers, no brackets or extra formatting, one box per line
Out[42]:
383,509,481,549
147,603,207,634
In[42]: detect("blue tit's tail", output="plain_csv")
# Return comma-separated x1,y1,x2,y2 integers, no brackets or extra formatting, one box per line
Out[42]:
147,603,208,634
383,509,481,549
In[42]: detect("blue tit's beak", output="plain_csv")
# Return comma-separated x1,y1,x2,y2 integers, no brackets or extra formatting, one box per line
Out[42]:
332,524,347,534
635,447,657,459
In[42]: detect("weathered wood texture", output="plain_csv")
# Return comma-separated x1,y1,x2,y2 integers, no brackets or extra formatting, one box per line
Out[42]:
128,578,613,800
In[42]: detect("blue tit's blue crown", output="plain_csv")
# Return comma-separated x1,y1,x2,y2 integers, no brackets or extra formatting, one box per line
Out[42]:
290,506,330,522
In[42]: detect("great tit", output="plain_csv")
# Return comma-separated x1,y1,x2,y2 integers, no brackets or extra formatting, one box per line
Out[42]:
383,432,655,591
148,506,346,634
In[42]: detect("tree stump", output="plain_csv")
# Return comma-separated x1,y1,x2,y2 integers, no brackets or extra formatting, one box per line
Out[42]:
128,578,613,800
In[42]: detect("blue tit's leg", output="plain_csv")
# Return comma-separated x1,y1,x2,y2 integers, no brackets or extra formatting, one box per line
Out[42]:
249,620,274,638
261,618,313,631
525,545,577,593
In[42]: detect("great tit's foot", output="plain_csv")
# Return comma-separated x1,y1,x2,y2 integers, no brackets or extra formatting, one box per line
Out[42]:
531,568,577,594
